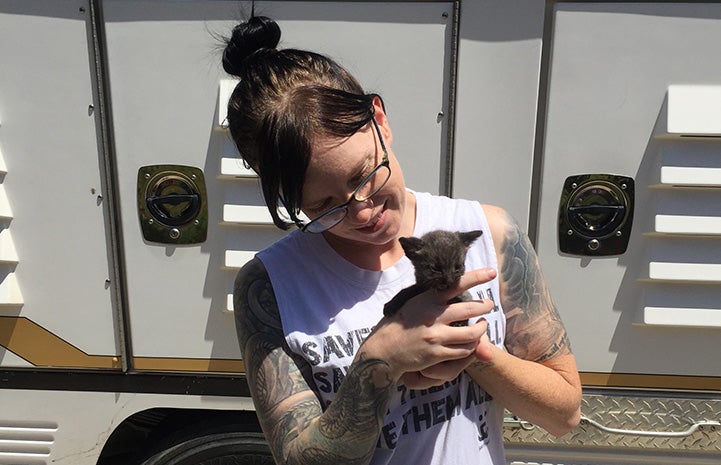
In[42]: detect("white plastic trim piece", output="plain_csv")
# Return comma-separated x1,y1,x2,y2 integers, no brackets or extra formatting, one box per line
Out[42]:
660,166,721,187
0,451,52,460
220,158,256,178
0,185,12,219
226,293,234,313
649,262,721,282
0,229,18,263
667,85,721,136
0,424,58,433
224,250,255,269
0,273,23,305
218,79,240,129
0,146,6,174
655,214,721,235
222,205,274,224
643,306,721,328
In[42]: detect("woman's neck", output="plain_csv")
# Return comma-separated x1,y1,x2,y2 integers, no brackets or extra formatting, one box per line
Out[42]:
322,191,416,271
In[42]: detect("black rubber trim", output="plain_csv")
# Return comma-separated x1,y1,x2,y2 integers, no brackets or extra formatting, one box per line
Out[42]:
0,369,250,397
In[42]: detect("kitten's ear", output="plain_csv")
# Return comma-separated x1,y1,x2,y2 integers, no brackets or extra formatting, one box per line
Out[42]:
459,230,483,247
399,236,424,258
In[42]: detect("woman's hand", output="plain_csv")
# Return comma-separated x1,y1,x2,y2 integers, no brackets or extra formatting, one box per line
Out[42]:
361,267,497,385
401,323,494,390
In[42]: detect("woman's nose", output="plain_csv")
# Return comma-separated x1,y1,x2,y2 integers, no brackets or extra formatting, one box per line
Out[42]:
345,197,375,224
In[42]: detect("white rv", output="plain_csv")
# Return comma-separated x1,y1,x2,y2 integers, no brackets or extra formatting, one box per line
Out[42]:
0,1,718,464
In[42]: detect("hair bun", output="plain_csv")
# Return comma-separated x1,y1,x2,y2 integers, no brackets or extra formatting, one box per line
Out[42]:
223,16,281,76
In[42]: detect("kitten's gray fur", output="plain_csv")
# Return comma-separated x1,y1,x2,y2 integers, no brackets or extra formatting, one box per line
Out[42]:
383,229,483,323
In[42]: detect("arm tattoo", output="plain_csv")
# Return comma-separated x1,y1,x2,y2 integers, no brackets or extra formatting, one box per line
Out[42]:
498,213,572,363
234,259,393,465
320,356,393,439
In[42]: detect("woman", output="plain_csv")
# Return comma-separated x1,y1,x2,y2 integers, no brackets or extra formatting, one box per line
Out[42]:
225,15,581,465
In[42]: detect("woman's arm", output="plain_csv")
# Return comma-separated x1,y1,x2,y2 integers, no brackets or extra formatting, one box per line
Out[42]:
234,258,394,465
465,205,582,437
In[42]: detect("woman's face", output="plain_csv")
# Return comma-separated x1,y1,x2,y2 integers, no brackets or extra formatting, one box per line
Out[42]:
300,105,412,251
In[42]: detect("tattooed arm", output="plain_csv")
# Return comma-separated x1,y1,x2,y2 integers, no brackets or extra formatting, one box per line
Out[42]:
234,258,394,465
464,205,582,437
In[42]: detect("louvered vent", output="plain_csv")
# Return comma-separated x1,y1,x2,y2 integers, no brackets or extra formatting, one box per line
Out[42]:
0,421,56,465
217,80,294,312
641,85,721,328
0,139,22,308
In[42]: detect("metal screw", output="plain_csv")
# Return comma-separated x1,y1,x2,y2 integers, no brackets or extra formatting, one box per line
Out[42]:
169,228,181,239
621,183,627,190
145,173,151,179
571,182,578,189
194,219,200,226
148,219,154,225
615,230,622,237
567,229,574,236
442,12,449,19
587,239,600,251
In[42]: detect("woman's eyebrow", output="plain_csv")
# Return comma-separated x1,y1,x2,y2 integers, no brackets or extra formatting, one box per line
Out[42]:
303,130,378,208
351,152,375,179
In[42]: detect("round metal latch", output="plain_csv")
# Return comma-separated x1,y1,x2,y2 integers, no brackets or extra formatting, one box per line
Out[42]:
558,174,634,256
137,165,208,244
567,181,627,239
145,174,201,227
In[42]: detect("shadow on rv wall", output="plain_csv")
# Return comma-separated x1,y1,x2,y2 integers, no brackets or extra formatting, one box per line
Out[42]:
554,2,721,22
198,102,287,363
0,0,83,19
100,0,449,26
459,0,544,42
459,1,721,44
609,96,721,377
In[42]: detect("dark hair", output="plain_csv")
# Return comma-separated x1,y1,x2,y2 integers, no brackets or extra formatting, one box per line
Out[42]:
222,16,381,230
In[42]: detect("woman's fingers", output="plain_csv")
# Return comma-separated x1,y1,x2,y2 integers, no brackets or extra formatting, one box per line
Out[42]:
400,371,447,390
419,354,476,380
474,329,493,362
439,267,497,302
437,300,494,326
372,269,497,378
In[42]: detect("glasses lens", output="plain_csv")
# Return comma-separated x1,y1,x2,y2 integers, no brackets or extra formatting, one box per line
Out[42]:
355,164,391,202
304,207,347,233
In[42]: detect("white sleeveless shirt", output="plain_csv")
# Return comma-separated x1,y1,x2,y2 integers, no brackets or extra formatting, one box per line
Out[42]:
257,191,507,465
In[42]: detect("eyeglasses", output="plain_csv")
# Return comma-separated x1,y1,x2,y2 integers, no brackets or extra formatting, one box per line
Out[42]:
300,117,391,233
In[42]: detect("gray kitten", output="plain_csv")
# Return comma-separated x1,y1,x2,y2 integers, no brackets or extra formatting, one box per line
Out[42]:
383,229,483,324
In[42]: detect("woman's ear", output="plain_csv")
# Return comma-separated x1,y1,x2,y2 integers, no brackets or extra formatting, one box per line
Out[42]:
372,95,393,146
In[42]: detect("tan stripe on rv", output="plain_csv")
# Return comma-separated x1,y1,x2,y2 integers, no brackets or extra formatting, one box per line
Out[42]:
0,316,246,373
133,357,245,373
580,372,721,391
0,316,120,369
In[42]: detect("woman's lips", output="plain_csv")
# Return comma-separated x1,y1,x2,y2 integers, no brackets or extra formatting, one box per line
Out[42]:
357,207,386,233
